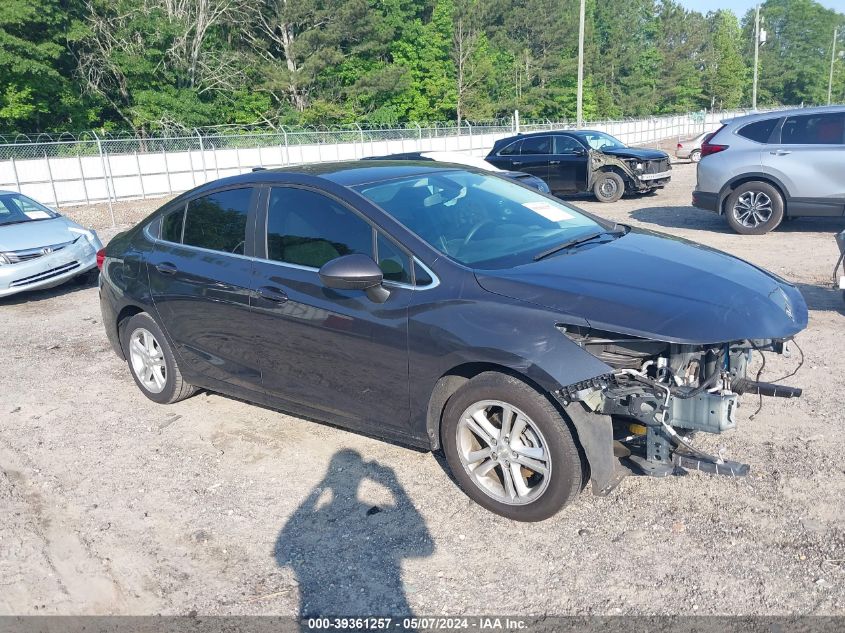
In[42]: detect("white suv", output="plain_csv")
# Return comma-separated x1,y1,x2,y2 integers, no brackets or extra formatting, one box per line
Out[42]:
692,106,845,234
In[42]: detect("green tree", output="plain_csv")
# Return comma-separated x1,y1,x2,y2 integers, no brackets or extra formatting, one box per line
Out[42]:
0,0,91,131
747,0,845,106
702,10,746,109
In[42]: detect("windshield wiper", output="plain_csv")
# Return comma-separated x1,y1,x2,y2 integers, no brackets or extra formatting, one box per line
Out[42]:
533,227,626,261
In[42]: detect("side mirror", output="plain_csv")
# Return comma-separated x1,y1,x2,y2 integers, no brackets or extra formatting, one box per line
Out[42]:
571,147,586,156
318,254,390,303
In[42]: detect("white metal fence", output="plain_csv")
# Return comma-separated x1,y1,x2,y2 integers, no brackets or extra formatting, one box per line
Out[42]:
0,108,766,223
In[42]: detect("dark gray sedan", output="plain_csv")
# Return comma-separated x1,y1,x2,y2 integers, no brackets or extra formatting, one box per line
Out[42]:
99,162,806,521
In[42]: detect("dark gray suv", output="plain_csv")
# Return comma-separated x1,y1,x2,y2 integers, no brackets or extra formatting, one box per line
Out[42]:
692,106,845,234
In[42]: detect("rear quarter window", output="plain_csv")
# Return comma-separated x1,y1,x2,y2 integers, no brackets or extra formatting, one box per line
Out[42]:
498,140,522,156
161,207,185,242
737,118,779,143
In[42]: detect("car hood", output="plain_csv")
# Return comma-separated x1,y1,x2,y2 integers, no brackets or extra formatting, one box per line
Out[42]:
474,230,808,345
0,217,84,251
600,147,668,161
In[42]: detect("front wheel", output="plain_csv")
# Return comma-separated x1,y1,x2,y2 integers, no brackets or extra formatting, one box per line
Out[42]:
689,149,701,163
725,181,784,235
440,372,583,521
592,171,625,203
121,312,196,404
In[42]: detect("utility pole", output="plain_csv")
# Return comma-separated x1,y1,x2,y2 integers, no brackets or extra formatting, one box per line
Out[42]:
752,4,760,110
829,27,839,106
576,0,586,128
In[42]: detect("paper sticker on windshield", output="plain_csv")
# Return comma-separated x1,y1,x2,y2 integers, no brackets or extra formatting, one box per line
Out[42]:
523,201,574,222
24,210,51,220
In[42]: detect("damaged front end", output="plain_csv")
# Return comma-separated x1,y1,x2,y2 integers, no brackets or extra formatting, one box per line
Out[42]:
587,151,672,192
554,325,802,493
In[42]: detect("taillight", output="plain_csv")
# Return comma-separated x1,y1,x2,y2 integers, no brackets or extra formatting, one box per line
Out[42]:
700,125,728,158
677,143,683,149
96,247,106,270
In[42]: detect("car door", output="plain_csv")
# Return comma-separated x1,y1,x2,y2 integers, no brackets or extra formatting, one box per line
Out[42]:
485,138,522,170
547,135,589,193
147,186,262,391
249,185,413,434
510,135,552,184
763,111,845,216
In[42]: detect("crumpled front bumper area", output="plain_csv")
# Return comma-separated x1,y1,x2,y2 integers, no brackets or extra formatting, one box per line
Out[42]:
0,235,101,297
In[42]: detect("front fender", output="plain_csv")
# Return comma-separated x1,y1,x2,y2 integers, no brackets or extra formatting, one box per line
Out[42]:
408,294,613,443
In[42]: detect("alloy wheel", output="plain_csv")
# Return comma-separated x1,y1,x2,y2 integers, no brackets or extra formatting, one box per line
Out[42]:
456,400,552,506
732,191,773,228
129,327,167,394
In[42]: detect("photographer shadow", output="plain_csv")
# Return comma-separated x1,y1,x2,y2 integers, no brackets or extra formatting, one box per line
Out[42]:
275,449,434,619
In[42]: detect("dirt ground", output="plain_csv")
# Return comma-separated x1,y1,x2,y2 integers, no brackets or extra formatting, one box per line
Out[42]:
1,161,844,617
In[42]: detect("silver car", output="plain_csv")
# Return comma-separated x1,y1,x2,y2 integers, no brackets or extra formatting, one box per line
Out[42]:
675,131,708,162
0,191,103,297
692,106,845,234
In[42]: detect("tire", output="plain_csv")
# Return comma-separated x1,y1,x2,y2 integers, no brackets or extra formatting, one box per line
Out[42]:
121,312,196,404
440,372,583,522
689,149,701,163
592,171,625,203
725,181,784,235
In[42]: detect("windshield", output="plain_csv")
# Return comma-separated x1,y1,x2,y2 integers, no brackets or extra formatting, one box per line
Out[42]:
0,193,58,226
355,171,605,268
579,131,626,150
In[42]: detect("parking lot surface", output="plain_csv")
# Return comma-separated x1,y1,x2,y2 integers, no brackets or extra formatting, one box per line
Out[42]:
1,163,844,615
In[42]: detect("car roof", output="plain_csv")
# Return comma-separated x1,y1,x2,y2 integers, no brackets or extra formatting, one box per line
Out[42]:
722,105,845,125
171,161,475,199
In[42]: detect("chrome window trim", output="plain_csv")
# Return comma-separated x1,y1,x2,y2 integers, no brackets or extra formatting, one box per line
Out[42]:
412,257,440,290
150,236,257,263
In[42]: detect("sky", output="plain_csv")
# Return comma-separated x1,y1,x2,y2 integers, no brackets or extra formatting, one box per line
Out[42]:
676,0,844,17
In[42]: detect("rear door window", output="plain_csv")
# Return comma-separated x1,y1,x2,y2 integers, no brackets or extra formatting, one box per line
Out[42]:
781,113,845,145
182,188,253,254
737,118,779,143
520,136,552,155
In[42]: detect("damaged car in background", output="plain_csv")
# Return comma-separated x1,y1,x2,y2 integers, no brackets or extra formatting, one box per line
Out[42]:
99,163,805,522
0,190,103,298
486,129,672,203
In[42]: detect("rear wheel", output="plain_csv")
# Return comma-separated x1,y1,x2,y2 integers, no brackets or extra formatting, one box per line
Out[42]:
592,171,625,203
725,181,784,235
689,149,701,163
121,312,196,404
440,372,583,521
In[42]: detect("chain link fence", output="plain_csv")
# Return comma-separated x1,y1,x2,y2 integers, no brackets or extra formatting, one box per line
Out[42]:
0,108,781,224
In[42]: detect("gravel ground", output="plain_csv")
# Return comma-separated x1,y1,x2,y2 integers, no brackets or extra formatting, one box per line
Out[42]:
1,162,844,616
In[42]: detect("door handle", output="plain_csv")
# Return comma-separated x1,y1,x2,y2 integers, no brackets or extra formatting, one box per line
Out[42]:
155,262,178,275
511,161,523,166
257,286,288,303
549,160,561,165
769,150,792,156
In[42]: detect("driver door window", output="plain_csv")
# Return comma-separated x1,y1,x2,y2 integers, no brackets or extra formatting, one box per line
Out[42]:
266,187,372,268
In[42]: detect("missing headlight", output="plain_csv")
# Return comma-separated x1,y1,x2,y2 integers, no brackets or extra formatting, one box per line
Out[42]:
557,324,668,370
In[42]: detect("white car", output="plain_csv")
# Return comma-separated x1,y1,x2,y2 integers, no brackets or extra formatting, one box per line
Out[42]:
0,191,103,298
